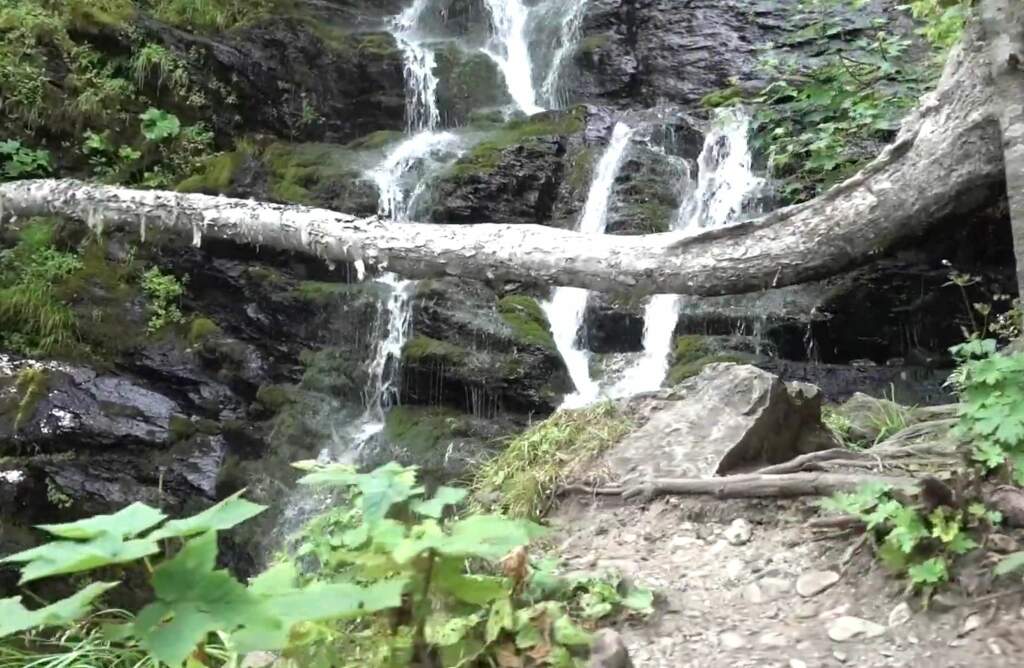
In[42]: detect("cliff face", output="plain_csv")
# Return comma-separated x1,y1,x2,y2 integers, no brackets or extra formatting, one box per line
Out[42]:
0,0,1014,579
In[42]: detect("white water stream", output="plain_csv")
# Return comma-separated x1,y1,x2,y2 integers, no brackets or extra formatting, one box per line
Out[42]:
544,122,635,408
612,110,765,396
539,0,589,109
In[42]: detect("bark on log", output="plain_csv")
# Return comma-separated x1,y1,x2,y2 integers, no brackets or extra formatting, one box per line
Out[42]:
0,23,1007,297
608,472,920,500
980,0,1024,300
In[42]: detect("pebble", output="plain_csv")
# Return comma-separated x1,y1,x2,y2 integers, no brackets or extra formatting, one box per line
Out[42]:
888,601,912,627
796,570,840,597
241,653,277,668
725,558,746,579
719,631,747,650
789,660,808,668
742,583,765,604
827,615,887,642
759,631,789,648
961,612,983,636
833,650,848,663
724,518,754,545
988,533,1019,554
758,576,793,598
795,602,819,619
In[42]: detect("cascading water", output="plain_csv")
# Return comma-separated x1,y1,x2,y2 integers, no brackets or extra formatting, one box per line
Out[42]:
613,110,766,395
482,0,542,115
394,0,441,131
544,122,635,408
539,0,589,109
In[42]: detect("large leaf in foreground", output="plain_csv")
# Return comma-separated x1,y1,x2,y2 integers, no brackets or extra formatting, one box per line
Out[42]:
1,534,160,584
148,490,266,540
0,582,119,637
37,503,166,540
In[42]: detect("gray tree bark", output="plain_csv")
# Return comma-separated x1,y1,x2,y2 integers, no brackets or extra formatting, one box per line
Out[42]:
980,0,1024,300
0,22,1008,298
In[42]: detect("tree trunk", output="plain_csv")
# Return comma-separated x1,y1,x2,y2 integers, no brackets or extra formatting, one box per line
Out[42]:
980,0,1024,300
0,24,1007,298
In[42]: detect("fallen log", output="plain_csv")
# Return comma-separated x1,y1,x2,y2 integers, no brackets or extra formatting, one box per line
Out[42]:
0,21,1006,298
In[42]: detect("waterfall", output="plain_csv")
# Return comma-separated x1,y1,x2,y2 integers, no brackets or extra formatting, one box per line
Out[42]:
539,0,588,109
482,0,542,115
394,0,440,131
613,110,766,395
544,122,635,408
483,0,590,114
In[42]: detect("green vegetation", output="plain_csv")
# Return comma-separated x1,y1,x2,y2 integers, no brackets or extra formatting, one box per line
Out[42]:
403,335,469,365
0,464,652,667
187,316,222,345
665,336,752,386
149,0,284,32
704,0,967,201
473,403,633,519
498,295,556,349
345,129,404,151
255,383,296,413
12,367,50,431
821,482,1001,591
384,406,470,457
140,267,187,333
0,139,52,179
449,110,587,178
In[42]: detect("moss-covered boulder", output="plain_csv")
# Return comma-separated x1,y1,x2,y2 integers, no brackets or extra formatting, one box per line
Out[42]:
402,278,571,414
605,146,691,234
434,43,511,126
666,335,758,386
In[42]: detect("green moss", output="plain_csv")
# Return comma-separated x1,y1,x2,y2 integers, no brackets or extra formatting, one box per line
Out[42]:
244,266,287,285
577,33,611,56
262,142,362,205
68,0,135,31
497,295,555,350
701,85,743,109
293,281,349,303
448,109,587,178
627,201,673,234
356,33,400,57
13,368,49,431
169,414,197,442
471,402,632,519
299,348,357,397
403,336,468,364
176,151,244,194
256,384,296,413
194,417,222,435
666,353,753,386
384,406,469,457
188,317,222,345
566,147,596,192
346,130,404,151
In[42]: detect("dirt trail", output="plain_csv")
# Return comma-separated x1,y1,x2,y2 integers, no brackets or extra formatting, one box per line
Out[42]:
551,497,1024,668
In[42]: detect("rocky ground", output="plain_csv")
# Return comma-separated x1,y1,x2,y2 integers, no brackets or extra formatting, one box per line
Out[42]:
553,496,1024,668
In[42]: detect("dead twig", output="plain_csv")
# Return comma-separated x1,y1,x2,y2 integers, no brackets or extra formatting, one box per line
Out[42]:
620,472,920,502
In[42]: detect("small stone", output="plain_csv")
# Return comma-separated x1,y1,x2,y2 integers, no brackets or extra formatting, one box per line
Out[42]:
833,651,848,663
796,570,840,597
888,602,912,627
724,518,753,545
795,602,819,619
988,533,1019,554
818,603,851,621
241,653,277,668
725,558,745,579
742,583,765,604
759,631,789,648
758,576,793,598
827,615,887,642
588,629,634,668
961,612,983,636
670,535,700,549
930,591,965,612
719,631,747,650
789,661,808,668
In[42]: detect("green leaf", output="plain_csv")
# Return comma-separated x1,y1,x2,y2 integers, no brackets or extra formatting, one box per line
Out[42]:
440,515,545,560
424,612,481,647
2,534,160,584
37,502,166,540
994,551,1024,576
0,582,119,638
946,532,978,555
620,586,655,613
435,571,511,606
139,108,181,142
148,490,266,540
135,532,281,666
486,597,515,643
515,623,542,649
552,615,591,647
908,557,948,586
411,486,468,518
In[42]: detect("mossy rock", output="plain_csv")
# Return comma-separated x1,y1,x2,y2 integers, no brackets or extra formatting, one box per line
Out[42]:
577,33,612,57
176,152,246,194
447,108,586,178
497,295,555,350
261,142,377,210
434,44,511,125
299,347,360,399
402,335,469,364
256,384,297,413
169,414,198,443
345,130,404,150
383,405,470,458
188,317,222,346
665,335,757,386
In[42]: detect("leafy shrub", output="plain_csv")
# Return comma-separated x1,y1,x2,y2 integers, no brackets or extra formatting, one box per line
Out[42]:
140,267,186,333
138,107,181,142
821,482,1000,590
0,463,652,667
0,139,52,179
150,0,283,31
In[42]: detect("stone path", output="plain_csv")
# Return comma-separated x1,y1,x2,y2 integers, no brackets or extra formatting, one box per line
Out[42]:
551,496,1024,668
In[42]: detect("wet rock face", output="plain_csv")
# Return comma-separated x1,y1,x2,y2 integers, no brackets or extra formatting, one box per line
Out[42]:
141,16,406,143
402,278,572,415
570,0,909,110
